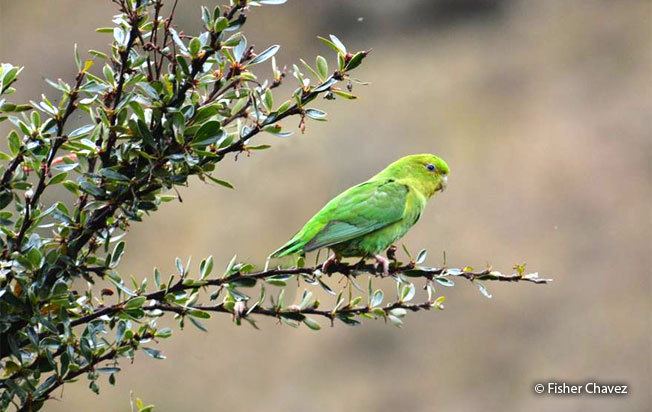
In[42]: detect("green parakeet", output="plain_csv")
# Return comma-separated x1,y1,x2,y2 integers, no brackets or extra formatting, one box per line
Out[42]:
270,154,450,273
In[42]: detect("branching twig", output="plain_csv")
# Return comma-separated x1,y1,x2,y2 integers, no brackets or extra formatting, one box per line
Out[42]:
151,300,436,323
11,72,86,253
15,332,154,412
100,0,143,165
71,261,550,328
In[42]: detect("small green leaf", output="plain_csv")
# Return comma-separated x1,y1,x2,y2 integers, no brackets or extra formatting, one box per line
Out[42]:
7,131,20,155
213,17,229,33
329,34,347,54
262,124,293,137
435,277,455,287
332,90,357,100
371,307,386,317
318,35,342,54
387,314,403,327
192,121,225,147
34,376,58,398
200,255,214,279
62,180,80,195
298,290,313,310
263,89,274,111
345,51,366,71
155,328,172,338
79,180,105,197
266,277,287,287
305,108,327,121
389,308,407,318
400,283,416,302
370,290,383,307
476,282,492,299
188,38,201,56
249,45,280,66
48,172,68,186
416,249,428,264
188,309,211,319
303,317,321,330
69,124,95,138
125,296,146,310
230,97,249,115
206,175,234,189
25,247,43,270
247,144,271,151
316,55,328,79
111,241,125,268
96,367,121,374
318,278,335,295
99,168,129,182
142,347,166,359
169,28,187,53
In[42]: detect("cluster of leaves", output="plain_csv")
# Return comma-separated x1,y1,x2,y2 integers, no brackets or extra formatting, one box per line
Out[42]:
0,0,374,409
0,0,549,410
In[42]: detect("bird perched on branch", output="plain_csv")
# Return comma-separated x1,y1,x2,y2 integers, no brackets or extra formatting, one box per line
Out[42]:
270,154,449,274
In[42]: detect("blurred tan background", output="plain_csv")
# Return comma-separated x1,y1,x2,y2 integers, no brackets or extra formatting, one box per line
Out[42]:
1,0,651,411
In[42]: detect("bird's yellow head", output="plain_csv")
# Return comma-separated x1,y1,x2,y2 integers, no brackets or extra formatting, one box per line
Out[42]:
379,154,450,198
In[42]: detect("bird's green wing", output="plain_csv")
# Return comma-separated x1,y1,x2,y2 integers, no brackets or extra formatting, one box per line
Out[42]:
303,179,409,252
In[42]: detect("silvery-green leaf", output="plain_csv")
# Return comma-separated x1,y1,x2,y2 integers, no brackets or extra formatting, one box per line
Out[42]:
305,108,327,121
476,282,492,299
435,277,455,287
142,347,166,359
249,45,279,65
234,36,248,62
303,317,321,330
329,34,347,54
400,283,416,302
370,290,383,307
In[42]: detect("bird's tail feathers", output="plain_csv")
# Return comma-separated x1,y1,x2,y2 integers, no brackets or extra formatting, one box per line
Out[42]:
269,238,304,258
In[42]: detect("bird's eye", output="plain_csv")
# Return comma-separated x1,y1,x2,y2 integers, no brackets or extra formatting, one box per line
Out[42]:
426,164,435,171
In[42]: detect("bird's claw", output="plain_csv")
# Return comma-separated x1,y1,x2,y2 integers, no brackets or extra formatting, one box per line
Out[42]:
386,245,398,262
374,254,390,277
322,254,339,274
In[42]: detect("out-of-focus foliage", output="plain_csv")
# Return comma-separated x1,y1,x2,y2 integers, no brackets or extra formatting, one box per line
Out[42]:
0,0,548,410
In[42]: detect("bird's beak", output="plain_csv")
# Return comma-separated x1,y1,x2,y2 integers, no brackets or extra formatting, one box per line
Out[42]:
439,176,448,192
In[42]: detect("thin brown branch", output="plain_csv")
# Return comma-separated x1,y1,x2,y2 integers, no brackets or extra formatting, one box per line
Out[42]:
0,154,23,188
150,0,164,79
150,299,436,323
155,0,179,76
70,261,550,328
11,70,86,254
101,1,143,165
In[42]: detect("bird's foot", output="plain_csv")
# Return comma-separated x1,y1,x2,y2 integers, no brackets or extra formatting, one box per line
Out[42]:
353,257,366,269
386,245,398,263
322,254,340,273
374,254,390,277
